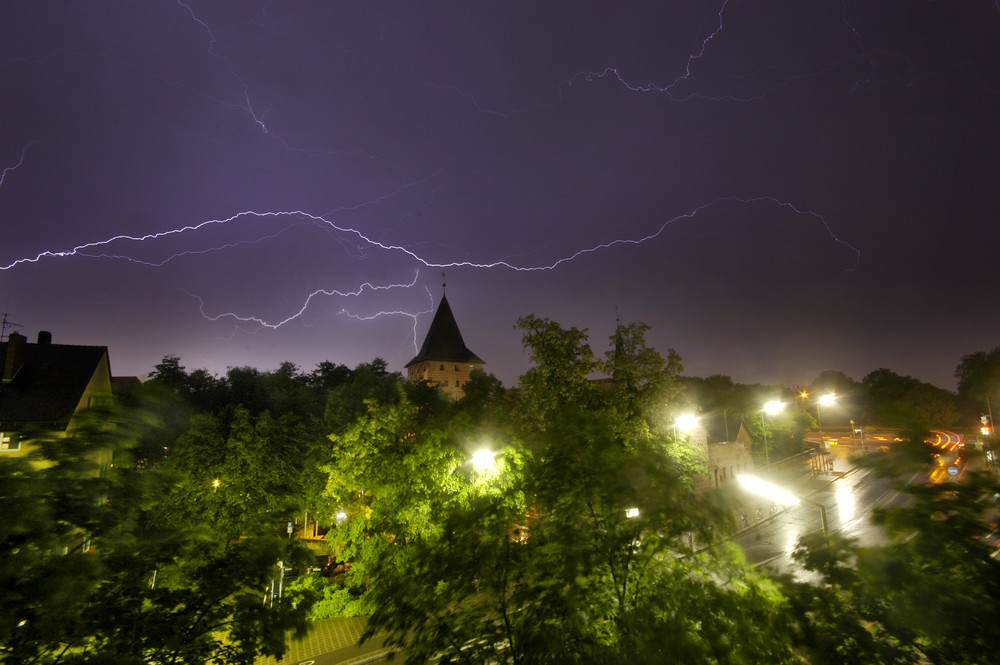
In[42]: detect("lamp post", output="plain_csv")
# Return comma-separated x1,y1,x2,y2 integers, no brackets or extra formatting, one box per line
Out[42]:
816,392,836,452
761,400,784,467
736,474,828,534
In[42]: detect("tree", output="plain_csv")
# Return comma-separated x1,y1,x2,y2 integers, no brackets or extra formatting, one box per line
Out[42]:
0,405,315,664
323,358,402,433
862,369,959,429
785,433,1000,664
513,314,597,431
335,316,803,663
955,347,1000,426
160,406,314,541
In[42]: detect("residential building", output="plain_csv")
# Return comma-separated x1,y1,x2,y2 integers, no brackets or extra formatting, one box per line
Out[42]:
0,331,114,461
691,416,755,491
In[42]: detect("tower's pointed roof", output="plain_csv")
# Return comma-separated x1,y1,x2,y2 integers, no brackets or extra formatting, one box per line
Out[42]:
405,295,484,367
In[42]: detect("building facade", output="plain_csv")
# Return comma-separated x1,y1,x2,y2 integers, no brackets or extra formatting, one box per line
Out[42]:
405,295,484,399
0,331,114,460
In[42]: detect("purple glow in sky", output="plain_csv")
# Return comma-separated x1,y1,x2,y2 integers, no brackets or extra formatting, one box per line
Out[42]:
1,1,998,388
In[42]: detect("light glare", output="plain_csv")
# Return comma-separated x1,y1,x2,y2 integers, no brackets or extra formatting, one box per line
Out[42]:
674,413,699,430
736,474,800,506
472,448,496,472
763,400,784,415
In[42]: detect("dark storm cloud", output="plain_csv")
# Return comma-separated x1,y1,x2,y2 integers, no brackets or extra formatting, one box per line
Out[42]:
1,1,998,388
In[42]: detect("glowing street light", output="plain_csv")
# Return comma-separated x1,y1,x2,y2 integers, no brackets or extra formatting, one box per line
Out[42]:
471,448,496,473
673,413,700,440
625,507,640,519
816,392,836,450
761,400,784,467
737,474,828,534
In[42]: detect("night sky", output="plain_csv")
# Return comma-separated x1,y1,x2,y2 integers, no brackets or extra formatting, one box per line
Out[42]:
2,1,998,390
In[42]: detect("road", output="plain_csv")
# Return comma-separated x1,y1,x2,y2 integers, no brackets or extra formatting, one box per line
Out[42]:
735,432,966,577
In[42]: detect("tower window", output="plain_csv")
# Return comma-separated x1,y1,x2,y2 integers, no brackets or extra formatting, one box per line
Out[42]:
440,364,444,371
454,365,459,371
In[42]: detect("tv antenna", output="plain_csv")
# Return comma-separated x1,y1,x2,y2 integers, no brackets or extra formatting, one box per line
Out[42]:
1,313,23,342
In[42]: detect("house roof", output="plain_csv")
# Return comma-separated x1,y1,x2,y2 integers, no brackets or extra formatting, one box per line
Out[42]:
0,338,109,430
405,295,484,367
703,416,748,444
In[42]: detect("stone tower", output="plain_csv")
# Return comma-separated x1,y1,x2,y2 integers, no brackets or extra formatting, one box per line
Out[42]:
405,294,484,398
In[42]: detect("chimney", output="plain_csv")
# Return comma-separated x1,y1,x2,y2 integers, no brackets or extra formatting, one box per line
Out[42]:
3,331,26,383
37,330,52,345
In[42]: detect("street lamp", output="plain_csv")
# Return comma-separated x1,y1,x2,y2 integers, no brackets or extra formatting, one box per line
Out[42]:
673,413,699,440
736,474,828,534
761,400,784,467
816,392,836,450
471,448,496,473
470,447,499,490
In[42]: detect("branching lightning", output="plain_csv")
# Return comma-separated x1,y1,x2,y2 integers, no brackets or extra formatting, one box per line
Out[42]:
174,0,269,136
433,0,912,115
0,195,858,275
186,272,424,331
10,0,958,369
0,142,37,189
1,194,861,351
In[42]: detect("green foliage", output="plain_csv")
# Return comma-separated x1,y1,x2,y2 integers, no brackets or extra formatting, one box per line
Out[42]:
955,346,1000,427
514,314,597,429
0,406,314,664
287,576,373,619
159,406,314,540
323,358,403,433
785,432,1000,664
323,315,802,664
862,369,959,429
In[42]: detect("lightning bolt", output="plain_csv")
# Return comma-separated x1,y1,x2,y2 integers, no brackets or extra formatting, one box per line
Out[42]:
0,195,859,276
174,0,269,135
431,0,919,115
186,272,424,331
0,142,37,189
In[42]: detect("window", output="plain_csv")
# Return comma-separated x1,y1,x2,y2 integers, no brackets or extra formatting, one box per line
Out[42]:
440,364,445,371
454,365,459,371
0,432,20,451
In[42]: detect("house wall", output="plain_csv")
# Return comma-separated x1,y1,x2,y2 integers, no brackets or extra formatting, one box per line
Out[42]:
407,360,483,398
70,352,114,425
1,351,114,465
705,441,754,490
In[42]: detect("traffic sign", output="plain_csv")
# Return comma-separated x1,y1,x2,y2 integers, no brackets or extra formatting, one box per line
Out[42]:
947,466,958,476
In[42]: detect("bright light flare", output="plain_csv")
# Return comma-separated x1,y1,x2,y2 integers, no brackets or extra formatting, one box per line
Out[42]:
625,507,640,519
819,393,836,406
836,484,855,523
736,474,800,506
674,413,700,431
763,400,784,415
471,448,496,473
